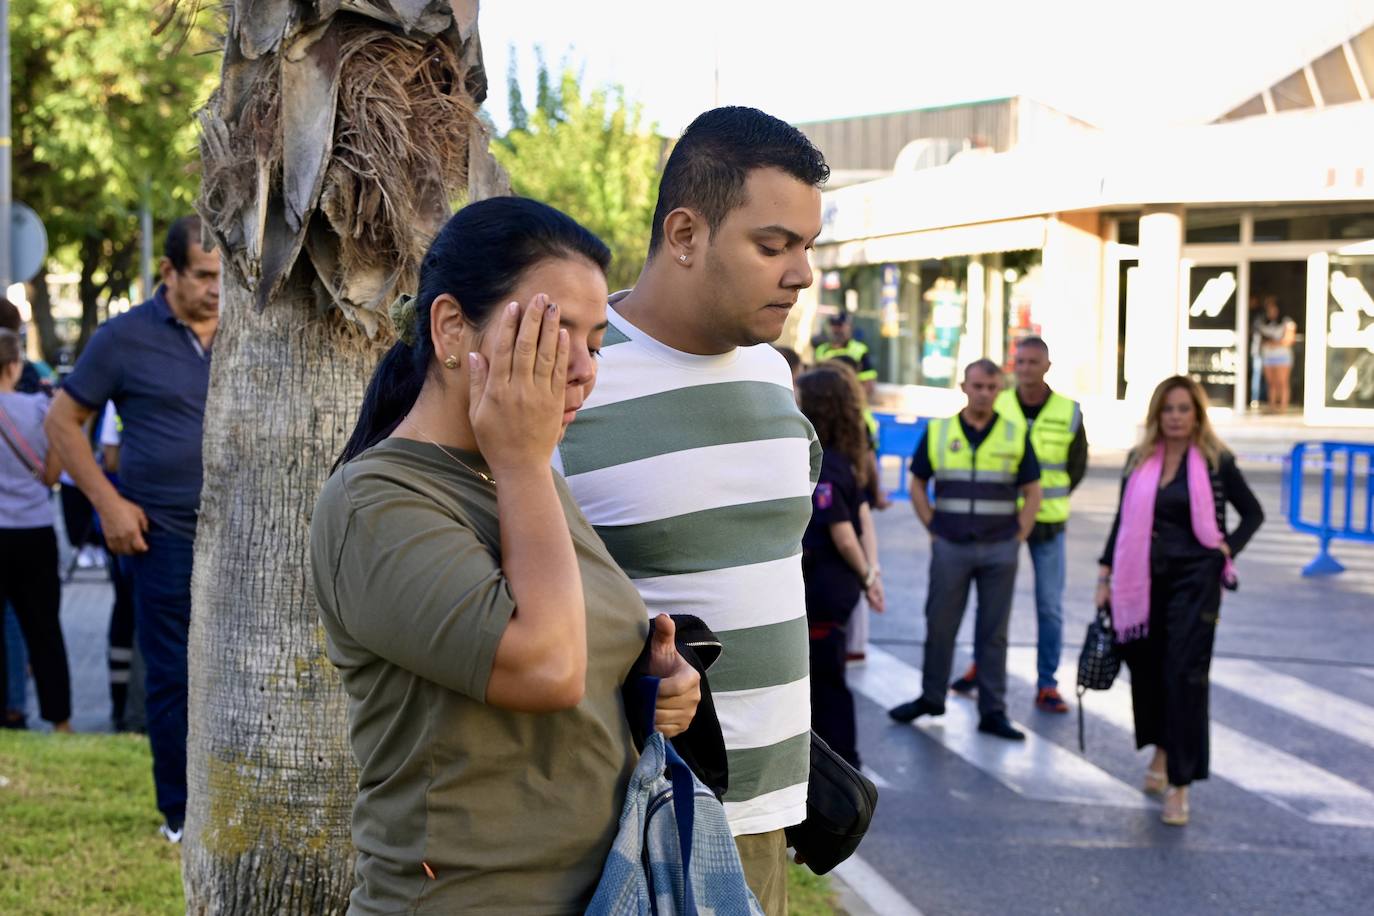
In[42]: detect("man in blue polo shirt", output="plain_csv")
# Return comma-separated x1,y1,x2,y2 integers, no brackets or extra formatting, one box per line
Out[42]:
46,216,219,842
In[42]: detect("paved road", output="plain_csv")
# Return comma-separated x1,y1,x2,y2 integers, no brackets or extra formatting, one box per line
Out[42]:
849,464,1374,916
21,464,1374,914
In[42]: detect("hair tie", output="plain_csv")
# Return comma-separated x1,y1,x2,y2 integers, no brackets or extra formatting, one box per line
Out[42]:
389,294,418,347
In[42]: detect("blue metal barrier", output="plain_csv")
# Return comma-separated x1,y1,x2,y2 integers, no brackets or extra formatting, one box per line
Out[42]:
872,412,927,499
1285,441,1374,576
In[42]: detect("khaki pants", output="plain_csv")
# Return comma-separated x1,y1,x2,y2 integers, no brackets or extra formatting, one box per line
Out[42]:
734,829,788,916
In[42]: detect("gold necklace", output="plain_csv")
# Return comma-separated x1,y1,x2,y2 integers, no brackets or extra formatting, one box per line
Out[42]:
413,429,496,487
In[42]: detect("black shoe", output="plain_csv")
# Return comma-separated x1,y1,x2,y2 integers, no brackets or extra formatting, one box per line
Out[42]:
888,696,945,723
950,663,977,696
977,713,1025,741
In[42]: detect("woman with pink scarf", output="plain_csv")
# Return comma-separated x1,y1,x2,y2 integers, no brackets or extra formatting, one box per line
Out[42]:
1096,376,1263,826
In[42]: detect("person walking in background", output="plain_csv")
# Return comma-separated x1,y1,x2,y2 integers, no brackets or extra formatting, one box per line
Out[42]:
888,359,1041,741
0,329,72,734
961,336,1088,714
45,216,220,843
1097,375,1263,826
1254,295,1297,414
796,368,885,768
556,106,828,915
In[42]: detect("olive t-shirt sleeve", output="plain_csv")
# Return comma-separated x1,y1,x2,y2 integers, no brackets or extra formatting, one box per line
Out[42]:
330,493,516,701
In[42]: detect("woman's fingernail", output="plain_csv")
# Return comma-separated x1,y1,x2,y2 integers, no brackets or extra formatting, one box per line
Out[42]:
546,300,557,314
468,353,478,370
508,301,519,316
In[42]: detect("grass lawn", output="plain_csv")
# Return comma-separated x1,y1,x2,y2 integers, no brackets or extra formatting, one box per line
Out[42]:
0,731,182,915
0,731,837,914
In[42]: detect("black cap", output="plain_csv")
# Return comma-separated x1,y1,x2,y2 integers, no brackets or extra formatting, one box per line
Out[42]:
827,312,850,325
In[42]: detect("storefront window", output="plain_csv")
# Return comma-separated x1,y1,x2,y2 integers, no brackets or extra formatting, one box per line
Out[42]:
1325,255,1374,410
1185,210,1241,244
999,251,1044,372
1254,207,1374,243
1116,218,1139,245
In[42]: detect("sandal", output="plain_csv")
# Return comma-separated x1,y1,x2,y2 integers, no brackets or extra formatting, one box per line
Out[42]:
1161,787,1190,826
1142,769,1167,796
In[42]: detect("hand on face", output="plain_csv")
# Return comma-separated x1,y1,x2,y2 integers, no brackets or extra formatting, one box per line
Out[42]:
467,295,570,475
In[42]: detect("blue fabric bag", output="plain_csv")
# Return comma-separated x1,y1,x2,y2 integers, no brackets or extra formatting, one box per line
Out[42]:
586,677,763,916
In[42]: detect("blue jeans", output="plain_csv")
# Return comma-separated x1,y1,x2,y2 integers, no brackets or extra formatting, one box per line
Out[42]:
1028,532,1066,689
129,527,193,825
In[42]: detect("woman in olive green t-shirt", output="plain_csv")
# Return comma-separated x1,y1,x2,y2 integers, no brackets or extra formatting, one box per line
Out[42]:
310,199,701,915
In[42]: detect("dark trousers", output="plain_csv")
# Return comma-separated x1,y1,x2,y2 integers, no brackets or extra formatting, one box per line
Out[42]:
108,554,136,727
810,626,860,768
921,537,1019,717
1122,552,1222,787
129,527,193,824
0,527,71,724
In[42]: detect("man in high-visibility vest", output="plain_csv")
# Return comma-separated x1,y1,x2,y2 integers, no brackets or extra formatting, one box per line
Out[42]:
947,337,1088,713
815,312,877,390
888,359,1042,740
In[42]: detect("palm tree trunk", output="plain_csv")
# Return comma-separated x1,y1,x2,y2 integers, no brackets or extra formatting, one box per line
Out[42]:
184,282,375,913
185,3,506,911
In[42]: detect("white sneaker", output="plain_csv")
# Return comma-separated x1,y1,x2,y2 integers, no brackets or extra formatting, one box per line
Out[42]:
159,822,184,844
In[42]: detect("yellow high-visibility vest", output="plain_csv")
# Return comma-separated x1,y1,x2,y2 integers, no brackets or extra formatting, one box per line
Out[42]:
994,388,1081,524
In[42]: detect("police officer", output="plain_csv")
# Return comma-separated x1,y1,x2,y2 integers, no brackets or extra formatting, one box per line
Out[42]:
815,313,876,388
994,337,1086,713
889,359,1041,740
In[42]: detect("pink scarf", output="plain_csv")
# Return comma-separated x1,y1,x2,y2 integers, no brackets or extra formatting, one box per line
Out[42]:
1110,444,1237,642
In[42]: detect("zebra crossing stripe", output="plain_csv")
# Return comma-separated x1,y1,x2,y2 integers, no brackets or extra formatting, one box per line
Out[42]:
1005,649,1374,829
1211,658,1374,751
850,648,1150,809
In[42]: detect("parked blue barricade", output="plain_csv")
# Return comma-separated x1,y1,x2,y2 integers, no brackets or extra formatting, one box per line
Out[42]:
872,412,928,499
1284,441,1374,576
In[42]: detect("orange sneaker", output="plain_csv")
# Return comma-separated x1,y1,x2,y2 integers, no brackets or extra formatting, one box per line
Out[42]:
1035,687,1069,714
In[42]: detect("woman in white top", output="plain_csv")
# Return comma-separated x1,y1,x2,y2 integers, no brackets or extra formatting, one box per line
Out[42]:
0,329,71,731
1254,295,1297,414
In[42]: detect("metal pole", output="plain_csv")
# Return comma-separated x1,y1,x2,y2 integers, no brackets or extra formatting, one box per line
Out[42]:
140,188,154,300
1,0,12,291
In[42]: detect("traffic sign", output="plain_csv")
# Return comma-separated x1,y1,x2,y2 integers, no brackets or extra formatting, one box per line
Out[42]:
11,203,47,282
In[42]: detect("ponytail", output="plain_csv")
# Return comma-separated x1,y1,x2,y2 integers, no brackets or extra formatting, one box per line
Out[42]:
333,340,427,470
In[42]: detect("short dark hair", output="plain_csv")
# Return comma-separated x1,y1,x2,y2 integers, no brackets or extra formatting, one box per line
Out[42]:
648,106,829,255
0,296,20,333
774,345,801,373
964,358,1002,380
1017,336,1049,356
827,311,850,325
165,215,205,274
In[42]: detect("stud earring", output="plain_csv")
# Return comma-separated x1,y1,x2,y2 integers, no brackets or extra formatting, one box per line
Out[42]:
443,354,459,370
679,254,688,263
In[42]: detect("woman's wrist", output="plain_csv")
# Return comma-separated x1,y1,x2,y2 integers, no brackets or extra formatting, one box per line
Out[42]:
862,565,878,588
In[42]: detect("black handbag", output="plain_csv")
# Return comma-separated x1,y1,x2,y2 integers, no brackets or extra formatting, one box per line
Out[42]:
1075,604,1121,752
785,732,878,875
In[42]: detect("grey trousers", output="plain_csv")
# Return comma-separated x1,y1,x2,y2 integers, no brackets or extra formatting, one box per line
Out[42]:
921,537,1020,716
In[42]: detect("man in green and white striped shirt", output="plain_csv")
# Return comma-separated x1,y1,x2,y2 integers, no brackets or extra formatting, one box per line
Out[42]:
555,107,829,915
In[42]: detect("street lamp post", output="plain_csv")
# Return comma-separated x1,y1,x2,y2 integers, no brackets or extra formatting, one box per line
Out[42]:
1,0,12,291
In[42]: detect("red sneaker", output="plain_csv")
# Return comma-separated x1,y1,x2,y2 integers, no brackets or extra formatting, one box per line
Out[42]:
1035,687,1069,714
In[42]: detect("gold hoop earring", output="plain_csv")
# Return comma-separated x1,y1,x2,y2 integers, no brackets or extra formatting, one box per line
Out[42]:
443,354,459,370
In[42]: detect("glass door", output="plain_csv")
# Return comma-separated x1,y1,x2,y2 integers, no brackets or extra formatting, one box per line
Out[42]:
1307,251,1374,423
1184,263,1241,409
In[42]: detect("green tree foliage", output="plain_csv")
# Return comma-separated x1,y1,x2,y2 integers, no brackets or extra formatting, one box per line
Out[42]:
11,1,219,360
496,59,664,292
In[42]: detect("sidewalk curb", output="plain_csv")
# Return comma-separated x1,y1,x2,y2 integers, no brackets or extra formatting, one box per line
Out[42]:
829,855,924,916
